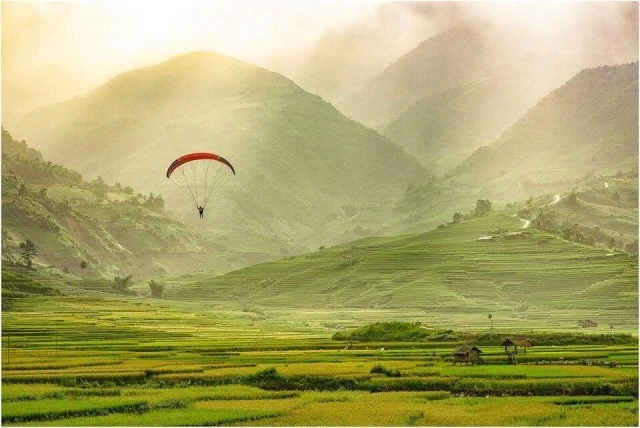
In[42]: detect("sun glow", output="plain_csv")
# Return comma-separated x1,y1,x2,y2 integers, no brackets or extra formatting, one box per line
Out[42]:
2,1,636,126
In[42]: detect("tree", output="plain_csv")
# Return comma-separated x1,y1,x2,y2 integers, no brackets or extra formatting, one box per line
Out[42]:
474,199,492,217
149,280,164,298
534,208,555,231
561,221,575,240
153,195,165,211
18,183,27,196
112,274,134,293
488,314,494,332
90,176,110,198
80,260,87,269
452,212,463,224
19,239,37,268
608,237,616,249
143,193,155,208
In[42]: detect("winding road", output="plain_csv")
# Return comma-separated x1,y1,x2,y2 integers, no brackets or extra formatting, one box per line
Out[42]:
517,194,561,229
548,193,562,206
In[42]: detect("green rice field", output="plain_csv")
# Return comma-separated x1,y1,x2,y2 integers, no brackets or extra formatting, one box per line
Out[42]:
2,292,638,426
2,212,637,425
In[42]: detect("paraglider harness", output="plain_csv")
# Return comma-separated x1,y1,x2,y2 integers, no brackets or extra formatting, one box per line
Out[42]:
198,206,204,218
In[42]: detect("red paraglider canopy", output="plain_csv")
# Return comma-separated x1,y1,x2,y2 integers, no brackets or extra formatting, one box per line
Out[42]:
166,152,235,178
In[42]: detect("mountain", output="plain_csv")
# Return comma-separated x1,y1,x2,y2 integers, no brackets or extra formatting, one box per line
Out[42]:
279,2,452,107
163,211,638,330
341,20,637,174
14,52,430,267
1,129,218,278
381,57,578,174
447,62,639,200
339,24,506,128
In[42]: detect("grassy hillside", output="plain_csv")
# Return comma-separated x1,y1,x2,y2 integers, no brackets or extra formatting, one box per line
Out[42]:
1,129,217,278
447,63,639,200
382,57,577,174
14,52,430,268
162,211,638,331
526,170,638,254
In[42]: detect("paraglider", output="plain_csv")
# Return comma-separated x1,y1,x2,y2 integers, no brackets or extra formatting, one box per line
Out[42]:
166,152,235,217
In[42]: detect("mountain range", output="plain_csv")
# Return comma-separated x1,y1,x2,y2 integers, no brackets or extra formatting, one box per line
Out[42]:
340,22,637,176
6,26,639,274
13,52,430,265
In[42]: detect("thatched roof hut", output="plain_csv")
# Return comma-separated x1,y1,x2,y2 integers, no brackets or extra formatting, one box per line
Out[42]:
452,345,482,365
501,337,531,354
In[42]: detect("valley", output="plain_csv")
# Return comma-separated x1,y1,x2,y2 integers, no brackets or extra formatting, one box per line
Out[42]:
2,3,638,426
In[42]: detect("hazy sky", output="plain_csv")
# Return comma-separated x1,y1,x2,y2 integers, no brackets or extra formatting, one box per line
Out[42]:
2,1,638,125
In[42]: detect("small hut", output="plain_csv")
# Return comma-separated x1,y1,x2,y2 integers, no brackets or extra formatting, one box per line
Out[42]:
452,346,482,365
501,338,531,354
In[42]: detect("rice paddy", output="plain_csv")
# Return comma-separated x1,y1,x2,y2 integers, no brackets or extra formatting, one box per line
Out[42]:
1,292,638,426
2,213,637,425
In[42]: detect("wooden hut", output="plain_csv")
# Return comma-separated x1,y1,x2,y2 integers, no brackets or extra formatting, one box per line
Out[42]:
452,346,482,365
501,338,531,354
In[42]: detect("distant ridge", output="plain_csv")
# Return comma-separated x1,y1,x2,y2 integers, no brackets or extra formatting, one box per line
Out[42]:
447,62,639,198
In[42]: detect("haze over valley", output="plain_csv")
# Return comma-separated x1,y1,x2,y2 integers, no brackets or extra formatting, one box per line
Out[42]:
1,3,638,425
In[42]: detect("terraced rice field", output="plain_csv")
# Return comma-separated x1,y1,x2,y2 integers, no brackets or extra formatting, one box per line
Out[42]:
158,214,638,332
2,212,637,425
2,293,638,426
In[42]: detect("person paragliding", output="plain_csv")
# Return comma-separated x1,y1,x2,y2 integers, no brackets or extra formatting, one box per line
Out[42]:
166,152,235,218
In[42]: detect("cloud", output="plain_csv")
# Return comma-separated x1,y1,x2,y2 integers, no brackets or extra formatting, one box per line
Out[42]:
2,1,637,126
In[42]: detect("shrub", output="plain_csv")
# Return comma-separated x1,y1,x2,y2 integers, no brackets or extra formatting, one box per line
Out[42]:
112,274,134,294
148,280,164,298
370,364,401,377
332,322,431,342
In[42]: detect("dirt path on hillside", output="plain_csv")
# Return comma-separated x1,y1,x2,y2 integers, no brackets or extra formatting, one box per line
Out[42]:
515,194,560,229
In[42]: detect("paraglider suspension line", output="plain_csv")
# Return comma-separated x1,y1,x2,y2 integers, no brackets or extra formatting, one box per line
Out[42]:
203,166,227,209
192,161,199,203
179,168,199,208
